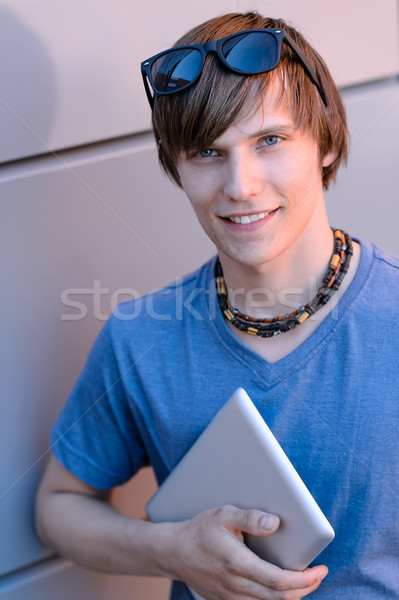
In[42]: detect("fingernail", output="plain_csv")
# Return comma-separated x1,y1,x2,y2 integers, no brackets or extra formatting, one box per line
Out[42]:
318,568,328,581
260,515,279,531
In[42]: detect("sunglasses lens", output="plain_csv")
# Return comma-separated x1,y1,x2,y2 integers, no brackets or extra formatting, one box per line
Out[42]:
150,48,202,93
221,31,278,73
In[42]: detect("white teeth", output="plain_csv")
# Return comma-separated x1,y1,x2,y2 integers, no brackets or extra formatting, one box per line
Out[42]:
229,211,270,224
249,212,266,222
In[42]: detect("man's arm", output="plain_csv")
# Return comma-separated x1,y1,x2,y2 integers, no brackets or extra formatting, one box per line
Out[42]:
35,453,175,576
35,453,328,598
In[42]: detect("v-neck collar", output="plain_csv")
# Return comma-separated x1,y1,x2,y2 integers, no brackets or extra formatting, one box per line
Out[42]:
203,238,373,384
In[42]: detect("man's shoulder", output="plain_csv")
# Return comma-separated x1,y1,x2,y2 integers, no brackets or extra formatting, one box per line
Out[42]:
357,240,399,314
371,243,399,271
366,241,399,294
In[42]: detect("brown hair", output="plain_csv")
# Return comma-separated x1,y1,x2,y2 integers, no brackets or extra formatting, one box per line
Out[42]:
151,12,349,190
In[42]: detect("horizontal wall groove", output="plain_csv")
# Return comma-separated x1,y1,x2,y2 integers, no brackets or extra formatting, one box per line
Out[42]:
0,556,71,592
0,130,156,181
339,74,399,96
2,76,398,181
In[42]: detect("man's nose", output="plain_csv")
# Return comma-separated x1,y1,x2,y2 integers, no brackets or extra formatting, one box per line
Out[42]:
222,152,263,202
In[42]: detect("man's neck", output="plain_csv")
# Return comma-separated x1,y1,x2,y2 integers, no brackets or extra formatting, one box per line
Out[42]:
218,221,334,320
218,236,361,364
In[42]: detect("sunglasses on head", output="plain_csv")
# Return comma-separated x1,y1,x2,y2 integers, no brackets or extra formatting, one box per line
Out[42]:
141,28,328,109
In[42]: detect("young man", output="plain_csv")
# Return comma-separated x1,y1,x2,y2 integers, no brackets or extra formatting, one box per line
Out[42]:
35,12,399,599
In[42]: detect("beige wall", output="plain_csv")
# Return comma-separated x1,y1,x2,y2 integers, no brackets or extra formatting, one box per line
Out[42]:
1,0,398,162
1,1,398,598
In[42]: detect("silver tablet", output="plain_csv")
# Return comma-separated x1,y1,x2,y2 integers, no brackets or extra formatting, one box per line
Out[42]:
146,388,334,599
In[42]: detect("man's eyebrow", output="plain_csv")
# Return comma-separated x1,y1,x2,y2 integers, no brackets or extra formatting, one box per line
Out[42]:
252,123,297,137
207,122,298,150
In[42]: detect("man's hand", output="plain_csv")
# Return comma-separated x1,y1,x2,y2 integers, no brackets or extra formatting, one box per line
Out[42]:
36,457,327,597
164,505,328,600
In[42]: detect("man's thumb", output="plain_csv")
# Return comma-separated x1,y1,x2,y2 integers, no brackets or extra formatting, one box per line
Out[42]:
230,508,280,536
259,513,280,534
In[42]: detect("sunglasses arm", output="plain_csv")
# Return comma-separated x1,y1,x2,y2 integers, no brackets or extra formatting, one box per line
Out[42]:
283,34,328,107
141,70,155,109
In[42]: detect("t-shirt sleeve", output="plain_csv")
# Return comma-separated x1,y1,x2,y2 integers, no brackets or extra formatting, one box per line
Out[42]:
50,316,149,490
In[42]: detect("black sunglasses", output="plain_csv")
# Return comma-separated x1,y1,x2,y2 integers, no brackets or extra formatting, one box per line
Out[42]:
141,28,328,109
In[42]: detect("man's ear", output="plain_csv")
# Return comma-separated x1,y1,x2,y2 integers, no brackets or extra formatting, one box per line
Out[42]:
322,149,338,169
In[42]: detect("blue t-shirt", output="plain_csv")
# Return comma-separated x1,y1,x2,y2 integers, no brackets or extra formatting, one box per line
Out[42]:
52,239,399,598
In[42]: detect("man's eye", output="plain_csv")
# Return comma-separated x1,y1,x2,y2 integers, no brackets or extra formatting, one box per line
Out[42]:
261,136,280,146
199,148,217,157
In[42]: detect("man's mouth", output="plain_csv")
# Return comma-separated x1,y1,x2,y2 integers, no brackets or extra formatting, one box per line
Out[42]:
226,210,276,224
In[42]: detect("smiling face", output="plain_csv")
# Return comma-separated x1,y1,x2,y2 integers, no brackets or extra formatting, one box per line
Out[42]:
178,83,335,277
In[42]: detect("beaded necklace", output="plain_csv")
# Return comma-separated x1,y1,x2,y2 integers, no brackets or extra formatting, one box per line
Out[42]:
215,228,353,338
